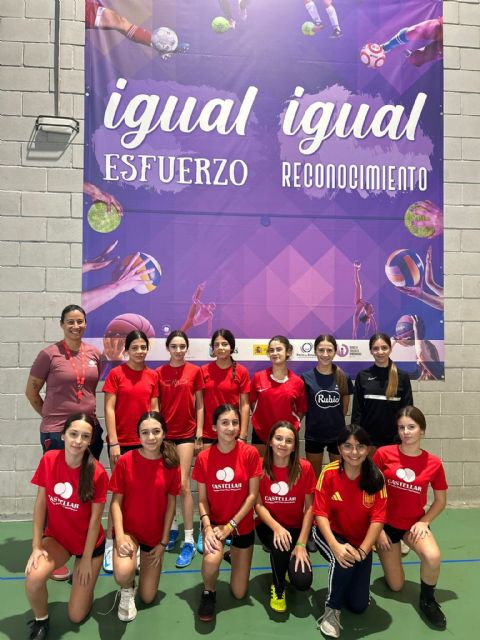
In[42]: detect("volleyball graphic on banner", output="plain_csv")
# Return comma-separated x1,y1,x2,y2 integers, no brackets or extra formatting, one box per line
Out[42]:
385,249,424,288
115,253,162,295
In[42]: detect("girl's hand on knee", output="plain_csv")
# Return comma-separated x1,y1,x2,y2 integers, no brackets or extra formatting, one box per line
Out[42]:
25,547,49,574
292,545,311,572
75,557,93,587
147,545,165,568
334,542,358,568
376,530,392,551
409,521,429,544
204,527,221,554
117,535,135,557
273,525,292,552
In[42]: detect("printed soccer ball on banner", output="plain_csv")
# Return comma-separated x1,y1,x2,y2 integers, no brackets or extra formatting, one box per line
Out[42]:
360,43,386,68
301,21,316,36
211,16,231,33
151,27,179,53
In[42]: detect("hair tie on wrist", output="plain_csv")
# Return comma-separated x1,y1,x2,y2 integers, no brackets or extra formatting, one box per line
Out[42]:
200,513,210,520
109,442,119,447
295,542,306,548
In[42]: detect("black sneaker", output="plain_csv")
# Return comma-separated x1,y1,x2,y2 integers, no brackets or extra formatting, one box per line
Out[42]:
28,619,49,640
198,590,216,622
419,597,447,630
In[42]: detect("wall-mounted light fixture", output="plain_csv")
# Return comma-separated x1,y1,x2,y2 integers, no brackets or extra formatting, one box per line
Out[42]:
35,115,80,135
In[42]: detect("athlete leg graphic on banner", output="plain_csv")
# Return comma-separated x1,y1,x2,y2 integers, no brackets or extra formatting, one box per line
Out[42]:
352,261,377,340
85,0,188,57
304,0,342,38
181,282,216,336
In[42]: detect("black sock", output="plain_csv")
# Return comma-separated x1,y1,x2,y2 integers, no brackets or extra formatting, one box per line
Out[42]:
420,580,435,602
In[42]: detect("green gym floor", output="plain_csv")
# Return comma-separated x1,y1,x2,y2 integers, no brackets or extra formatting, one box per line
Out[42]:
0,510,478,639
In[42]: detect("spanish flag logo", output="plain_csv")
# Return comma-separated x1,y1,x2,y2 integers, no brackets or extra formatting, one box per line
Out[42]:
362,492,375,508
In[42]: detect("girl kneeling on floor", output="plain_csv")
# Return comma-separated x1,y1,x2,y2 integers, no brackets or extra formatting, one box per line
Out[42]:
313,424,387,638
192,404,262,622
25,413,108,640
255,421,316,613
109,411,180,622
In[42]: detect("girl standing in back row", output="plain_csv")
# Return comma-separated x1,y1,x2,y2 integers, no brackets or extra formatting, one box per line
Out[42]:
156,330,204,568
352,333,413,451
250,336,307,457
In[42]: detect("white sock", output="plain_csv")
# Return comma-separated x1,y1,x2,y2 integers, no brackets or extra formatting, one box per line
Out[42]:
305,1,322,25
170,518,178,532
36,615,49,622
184,528,194,544
326,5,339,29
105,537,113,548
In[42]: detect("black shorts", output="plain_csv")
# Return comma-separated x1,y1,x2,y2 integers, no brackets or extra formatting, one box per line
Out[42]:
76,538,106,559
202,436,217,445
251,429,265,445
139,542,155,553
383,522,429,543
168,437,195,445
231,530,255,549
305,439,339,455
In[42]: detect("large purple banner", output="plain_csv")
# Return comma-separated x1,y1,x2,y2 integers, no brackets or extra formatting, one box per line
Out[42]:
82,0,444,379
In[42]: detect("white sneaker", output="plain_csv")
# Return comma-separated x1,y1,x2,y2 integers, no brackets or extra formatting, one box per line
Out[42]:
118,585,137,622
317,606,342,638
400,540,410,556
136,546,141,571
103,538,113,573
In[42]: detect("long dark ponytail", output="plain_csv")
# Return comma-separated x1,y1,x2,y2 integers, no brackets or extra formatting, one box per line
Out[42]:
337,424,384,495
62,413,96,503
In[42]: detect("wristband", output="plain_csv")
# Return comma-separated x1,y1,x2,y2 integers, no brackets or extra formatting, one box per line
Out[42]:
109,442,119,447
226,522,235,532
295,542,306,548
238,436,247,442
228,518,238,533
200,513,210,520
159,541,168,548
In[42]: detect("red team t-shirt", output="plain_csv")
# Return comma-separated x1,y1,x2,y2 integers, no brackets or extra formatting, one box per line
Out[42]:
250,368,307,442
313,460,387,548
30,342,101,434
156,363,204,440
373,445,448,530
192,441,262,535
103,363,159,446
201,362,250,439
109,450,181,548
31,450,108,555
258,458,317,529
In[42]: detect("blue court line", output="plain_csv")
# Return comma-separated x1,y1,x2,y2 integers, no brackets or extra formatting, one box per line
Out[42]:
2,558,479,581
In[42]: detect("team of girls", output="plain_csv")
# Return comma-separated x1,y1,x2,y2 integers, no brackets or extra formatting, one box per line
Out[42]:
26,406,448,637
156,330,204,566
352,332,413,449
102,329,159,572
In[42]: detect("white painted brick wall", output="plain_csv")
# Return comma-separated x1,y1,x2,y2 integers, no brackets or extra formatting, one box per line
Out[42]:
0,1,479,515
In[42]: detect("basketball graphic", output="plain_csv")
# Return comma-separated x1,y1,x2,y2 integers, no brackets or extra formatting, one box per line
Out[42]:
216,467,234,482
385,249,424,288
104,314,155,338
270,481,289,496
54,482,73,499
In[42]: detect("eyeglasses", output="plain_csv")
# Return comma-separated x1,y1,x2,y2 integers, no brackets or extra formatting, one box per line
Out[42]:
340,443,368,453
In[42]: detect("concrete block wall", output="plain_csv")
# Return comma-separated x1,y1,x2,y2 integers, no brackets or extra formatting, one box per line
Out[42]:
0,1,479,517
